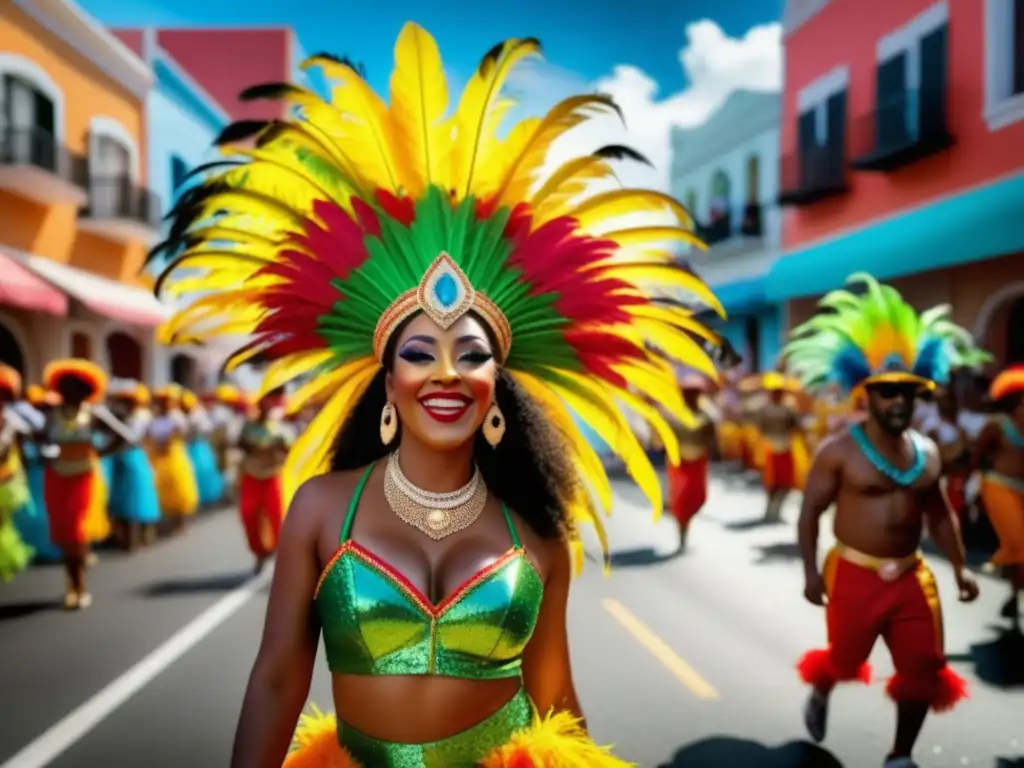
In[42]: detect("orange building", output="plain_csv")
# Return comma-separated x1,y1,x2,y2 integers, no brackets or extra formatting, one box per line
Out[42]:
0,0,167,384
768,0,1024,369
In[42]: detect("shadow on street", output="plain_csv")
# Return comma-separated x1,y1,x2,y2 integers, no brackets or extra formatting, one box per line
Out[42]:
996,758,1024,767
608,546,680,568
658,737,843,767
752,541,804,563
137,570,251,597
725,517,785,531
946,625,1024,688
0,598,63,622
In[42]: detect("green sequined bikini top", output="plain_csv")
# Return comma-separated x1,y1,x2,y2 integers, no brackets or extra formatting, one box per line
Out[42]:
314,463,544,679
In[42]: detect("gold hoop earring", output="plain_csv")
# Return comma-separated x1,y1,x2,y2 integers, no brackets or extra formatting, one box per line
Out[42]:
380,402,398,446
482,402,505,447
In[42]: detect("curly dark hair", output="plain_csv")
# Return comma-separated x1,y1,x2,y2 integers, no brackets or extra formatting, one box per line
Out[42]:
329,317,577,540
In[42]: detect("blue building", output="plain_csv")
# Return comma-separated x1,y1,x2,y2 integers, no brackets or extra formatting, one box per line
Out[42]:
670,91,784,373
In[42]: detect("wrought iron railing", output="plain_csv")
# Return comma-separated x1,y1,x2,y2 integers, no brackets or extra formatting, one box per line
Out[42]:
0,126,88,187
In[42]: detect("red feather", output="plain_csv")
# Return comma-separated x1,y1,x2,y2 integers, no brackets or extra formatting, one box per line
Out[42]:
373,189,415,226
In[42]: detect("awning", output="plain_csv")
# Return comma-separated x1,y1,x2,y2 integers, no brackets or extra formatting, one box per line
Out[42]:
15,253,171,327
713,277,767,316
0,250,68,315
766,171,1024,302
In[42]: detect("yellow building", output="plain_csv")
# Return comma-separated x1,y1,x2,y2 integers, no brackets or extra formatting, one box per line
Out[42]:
0,0,168,385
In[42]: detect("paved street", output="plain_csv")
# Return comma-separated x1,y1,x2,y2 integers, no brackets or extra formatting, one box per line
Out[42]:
0,470,1022,768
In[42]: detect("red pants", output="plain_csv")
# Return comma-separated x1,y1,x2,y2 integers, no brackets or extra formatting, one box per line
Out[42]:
944,474,966,515
762,449,796,492
667,456,708,527
797,548,968,711
239,473,284,558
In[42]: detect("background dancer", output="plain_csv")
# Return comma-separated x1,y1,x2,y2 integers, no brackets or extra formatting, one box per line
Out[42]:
786,275,980,768
182,389,226,509
14,385,61,562
757,372,807,522
0,365,34,582
148,385,199,535
970,365,1024,626
106,381,162,551
41,360,125,610
237,388,291,573
923,386,972,526
666,375,716,552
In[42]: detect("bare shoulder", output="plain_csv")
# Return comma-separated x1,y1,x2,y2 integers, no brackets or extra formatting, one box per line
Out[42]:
287,468,372,539
815,430,854,465
508,510,567,582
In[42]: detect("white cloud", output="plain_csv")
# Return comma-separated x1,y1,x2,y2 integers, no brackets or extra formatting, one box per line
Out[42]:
513,20,783,192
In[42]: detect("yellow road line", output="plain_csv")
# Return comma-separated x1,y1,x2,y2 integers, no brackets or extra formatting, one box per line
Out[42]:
602,598,720,700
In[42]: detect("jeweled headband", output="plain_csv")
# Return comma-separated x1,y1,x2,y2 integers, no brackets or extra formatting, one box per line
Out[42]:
372,253,512,363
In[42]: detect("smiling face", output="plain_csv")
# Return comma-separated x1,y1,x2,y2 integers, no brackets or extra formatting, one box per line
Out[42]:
385,312,498,451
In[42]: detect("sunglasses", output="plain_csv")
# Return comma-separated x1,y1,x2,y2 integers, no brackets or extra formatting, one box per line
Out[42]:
868,383,922,401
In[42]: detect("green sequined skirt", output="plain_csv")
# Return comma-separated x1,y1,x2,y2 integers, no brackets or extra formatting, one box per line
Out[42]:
337,687,533,768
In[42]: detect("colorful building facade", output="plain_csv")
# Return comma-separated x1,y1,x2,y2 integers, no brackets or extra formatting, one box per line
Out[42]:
671,90,784,372
769,0,1024,369
0,0,167,385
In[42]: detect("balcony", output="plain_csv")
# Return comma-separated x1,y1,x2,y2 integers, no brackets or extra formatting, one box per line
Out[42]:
694,202,766,260
778,145,848,206
78,176,162,244
0,127,89,206
850,87,954,172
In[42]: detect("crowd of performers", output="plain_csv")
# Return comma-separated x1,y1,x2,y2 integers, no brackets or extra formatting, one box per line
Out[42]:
0,360,305,607
657,275,1023,767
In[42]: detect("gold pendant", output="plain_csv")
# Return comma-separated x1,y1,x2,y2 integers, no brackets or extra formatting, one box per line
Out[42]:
425,509,450,531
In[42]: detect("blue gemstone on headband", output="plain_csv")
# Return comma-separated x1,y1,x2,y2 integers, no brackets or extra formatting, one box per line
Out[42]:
434,273,458,308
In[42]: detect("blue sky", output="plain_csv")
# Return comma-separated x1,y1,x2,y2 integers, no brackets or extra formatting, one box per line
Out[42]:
82,0,784,190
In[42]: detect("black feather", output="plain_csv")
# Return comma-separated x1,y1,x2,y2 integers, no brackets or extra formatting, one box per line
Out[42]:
213,120,270,146
181,160,245,184
592,93,624,123
308,52,366,78
593,144,653,167
477,38,542,77
238,82,301,102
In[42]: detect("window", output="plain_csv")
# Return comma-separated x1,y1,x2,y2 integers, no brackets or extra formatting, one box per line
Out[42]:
985,0,1024,129
2,74,56,170
684,189,697,217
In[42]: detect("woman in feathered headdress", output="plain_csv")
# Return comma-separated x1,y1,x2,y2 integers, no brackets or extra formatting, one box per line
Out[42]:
968,365,1024,624
783,275,982,767
41,359,126,609
147,384,200,532
153,23,721,767
13,385,61,562
106,380,162,549
0,364,35,581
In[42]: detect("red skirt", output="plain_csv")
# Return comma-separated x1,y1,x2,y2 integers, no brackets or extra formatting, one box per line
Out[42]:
44,466,104,548
666,456,708,526
239,473,284,558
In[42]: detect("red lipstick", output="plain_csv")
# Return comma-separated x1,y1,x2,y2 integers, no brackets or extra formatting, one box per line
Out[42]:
418,393,472,423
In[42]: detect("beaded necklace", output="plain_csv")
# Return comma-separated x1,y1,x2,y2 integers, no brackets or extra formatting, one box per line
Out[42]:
999,415,1024,450
851,423,927,487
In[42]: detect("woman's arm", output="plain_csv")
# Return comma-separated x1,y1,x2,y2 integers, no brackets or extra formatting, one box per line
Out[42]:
521,536,585,725
230,482,323,768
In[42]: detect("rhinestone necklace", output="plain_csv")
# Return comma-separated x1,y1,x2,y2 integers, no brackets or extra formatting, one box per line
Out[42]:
384,451,487,540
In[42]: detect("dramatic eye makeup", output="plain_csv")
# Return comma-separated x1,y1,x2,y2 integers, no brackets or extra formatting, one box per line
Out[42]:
397,334,436,363
456,335,493,364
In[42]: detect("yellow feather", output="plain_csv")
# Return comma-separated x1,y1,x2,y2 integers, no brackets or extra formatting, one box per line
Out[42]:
283,359,378,506
606,264,725,317
286,357,374,415
630,318,719,381
530,155,616,217
228,144,357,211
451,37,542,198
494,95,620,206
302,56,402,192
388,22,452,196
259,349,337,400
569,189,695,232
212,164,325,221
626,303,722,343
604,378,682,462
191,191,307,230
602,225,706,251
552,372,663,516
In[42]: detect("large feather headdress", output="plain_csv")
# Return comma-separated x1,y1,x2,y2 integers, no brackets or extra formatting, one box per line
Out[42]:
782,273,990,394
150,23,724,551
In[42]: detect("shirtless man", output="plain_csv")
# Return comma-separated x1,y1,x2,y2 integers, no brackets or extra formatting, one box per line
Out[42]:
757,374,802,522
970,366,1024,624
666,377,716,551
798,379,978,768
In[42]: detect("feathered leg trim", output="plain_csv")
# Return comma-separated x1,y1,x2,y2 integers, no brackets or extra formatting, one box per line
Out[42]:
884,665,969,713
796,649,872,689
478,710,636,767
282,706,359,768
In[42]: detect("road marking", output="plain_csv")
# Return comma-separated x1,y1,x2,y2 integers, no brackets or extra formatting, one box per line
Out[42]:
602,598,720,700
1,567,274,768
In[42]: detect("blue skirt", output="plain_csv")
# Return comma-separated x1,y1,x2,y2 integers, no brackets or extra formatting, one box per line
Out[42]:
108,447,162,524
16,457,60,561
188,438,224,506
